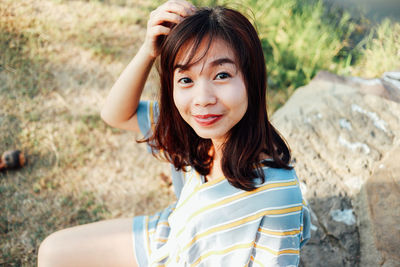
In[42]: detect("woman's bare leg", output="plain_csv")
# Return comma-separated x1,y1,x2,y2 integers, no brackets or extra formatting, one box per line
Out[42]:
38,218,139,267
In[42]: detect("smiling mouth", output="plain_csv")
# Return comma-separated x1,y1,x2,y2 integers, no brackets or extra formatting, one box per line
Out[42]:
193,114,222,126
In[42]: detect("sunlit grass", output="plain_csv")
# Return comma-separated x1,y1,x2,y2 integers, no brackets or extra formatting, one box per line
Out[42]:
189,0,357,108
0,0,172,265
352,19,400,78
189,0,399,110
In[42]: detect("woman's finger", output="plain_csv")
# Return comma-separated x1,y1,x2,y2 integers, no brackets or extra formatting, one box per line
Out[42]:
148,11,185,27
143,0,196,57
159,0,196,18
148,25,171,37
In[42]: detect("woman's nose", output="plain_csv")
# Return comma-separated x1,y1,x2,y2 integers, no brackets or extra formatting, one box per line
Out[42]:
193,80,217,106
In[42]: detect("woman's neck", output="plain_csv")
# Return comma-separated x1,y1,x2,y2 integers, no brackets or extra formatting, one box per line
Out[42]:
206,140,272,182
206,140,224,182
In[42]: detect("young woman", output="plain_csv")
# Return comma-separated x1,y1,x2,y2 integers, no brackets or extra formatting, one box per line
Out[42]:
38,1,310,266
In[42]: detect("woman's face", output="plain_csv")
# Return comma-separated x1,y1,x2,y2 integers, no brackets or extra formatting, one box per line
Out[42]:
173,38,248,144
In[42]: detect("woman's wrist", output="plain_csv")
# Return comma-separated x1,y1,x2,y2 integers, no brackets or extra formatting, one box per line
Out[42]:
139,42,158,62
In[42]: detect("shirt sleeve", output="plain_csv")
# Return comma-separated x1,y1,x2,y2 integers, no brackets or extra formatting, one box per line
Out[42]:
136,100,159,138
136,101,186,198
300,201,311,248
249,203,311,267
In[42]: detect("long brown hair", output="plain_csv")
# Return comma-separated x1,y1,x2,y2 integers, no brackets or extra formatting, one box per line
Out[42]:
145,6,291,191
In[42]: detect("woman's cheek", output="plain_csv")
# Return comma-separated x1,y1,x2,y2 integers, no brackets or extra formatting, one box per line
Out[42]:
173,89,190,116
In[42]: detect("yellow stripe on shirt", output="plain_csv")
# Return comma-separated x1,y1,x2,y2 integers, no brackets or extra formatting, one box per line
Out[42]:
181,205,302,253
191,241,255,267
149,101,154,126
258,227,301,236
177,180,298,238
155,237,168,243
156,221,170,228
174,172,225,215
254,243,299,256
250,255,265,267
145,216,152,255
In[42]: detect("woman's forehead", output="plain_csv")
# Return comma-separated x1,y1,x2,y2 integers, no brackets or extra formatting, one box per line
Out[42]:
174,37,238,69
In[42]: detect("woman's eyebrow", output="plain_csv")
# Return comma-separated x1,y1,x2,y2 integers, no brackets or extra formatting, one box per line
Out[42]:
209,57,237,68
174,57,237,73
174,63,188,72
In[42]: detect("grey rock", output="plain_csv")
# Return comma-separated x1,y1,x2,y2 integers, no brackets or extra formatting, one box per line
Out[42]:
272,71,400,266
363,145,400,266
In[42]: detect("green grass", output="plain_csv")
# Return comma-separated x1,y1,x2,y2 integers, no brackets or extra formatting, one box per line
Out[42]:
352,18,400,77
0,0,399,265
184,0,400,110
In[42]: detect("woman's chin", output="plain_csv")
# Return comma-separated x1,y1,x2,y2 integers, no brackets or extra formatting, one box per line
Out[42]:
193,130,227,143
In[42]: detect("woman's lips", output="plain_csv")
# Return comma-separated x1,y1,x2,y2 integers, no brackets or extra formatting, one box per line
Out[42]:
193,114,222,126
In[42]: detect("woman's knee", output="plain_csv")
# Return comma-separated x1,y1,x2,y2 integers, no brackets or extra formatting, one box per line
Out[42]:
37,230,66,267
37,219,137,267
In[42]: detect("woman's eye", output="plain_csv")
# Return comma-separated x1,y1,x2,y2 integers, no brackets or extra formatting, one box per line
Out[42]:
215,72,231,80
178,77,193,84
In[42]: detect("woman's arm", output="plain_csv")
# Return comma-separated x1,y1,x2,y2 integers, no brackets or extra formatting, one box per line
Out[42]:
100,45,156,132
100,0,196,132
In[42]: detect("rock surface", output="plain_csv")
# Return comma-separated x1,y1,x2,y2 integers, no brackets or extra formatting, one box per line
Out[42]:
271,71,400,266
364,146,400,266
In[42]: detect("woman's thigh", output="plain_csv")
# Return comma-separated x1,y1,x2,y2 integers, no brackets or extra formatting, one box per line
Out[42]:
38,218,138,267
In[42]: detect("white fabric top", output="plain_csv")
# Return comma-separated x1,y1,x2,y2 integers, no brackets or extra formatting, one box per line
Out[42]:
133,101,310,267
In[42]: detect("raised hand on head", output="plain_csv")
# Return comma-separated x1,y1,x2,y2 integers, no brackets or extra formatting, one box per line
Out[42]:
143,0,196,59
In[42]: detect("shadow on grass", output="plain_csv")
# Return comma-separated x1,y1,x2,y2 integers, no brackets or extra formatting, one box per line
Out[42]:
0,28,56,99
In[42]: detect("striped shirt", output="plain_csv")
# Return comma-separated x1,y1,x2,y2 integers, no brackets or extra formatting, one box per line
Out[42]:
133,101,310,266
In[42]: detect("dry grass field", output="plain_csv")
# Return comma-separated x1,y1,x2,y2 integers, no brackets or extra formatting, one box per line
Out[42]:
1,0,399,266
1,0,174,265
